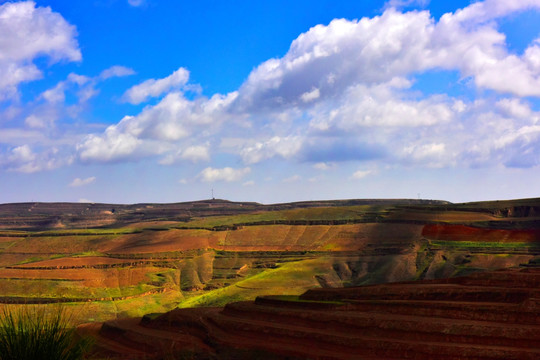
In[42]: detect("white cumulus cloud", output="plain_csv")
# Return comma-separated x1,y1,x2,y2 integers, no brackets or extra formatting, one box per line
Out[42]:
199,167,251,182
313,162,334,170
77,126,145,163
100,65,135,80
122,67,190,104
240,136,303,164
1,145,71,173
64,0,540,176
77,91,236,163
351,170,373,180
300,88,320,103
69,176,96,187
159,144,210,165
0,1,80,100
181,145,210,162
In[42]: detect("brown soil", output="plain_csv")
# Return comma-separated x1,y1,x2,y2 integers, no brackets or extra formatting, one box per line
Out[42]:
80,266,540,359
102,229,219,254
0,266,162,288
2,198,540,337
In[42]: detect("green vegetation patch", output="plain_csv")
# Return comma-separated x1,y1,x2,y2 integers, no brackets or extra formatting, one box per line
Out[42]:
430,240,539,249
15,253,67,265
178,257,334,308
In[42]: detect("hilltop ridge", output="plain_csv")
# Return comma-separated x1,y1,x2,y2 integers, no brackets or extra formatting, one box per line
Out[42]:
0,198,452,231
6,196,540,231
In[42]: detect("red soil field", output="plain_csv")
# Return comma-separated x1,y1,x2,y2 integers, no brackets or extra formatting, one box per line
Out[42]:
102,229,222,254
387,209,498,222
0,266,162,288
422,223,540,243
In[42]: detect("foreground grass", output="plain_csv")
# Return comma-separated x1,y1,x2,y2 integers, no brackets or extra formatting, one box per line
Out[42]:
0,306,93,360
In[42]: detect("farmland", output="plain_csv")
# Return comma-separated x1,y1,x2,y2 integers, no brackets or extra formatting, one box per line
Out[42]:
0,198,539,323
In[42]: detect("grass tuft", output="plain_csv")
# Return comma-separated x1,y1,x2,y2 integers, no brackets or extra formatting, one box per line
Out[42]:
0,306,93,360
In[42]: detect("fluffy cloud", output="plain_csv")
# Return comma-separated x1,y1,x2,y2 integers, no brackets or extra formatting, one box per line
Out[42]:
300,88,320,103
180,145,211,162
40,73,91,104
309,79,454,133
159,145,210,165
199,167,251,182
27,0,540,178
122,67,190,104
231,1,540,117
401,142,453,167
313,162,334,170
448,0,540,24
24,111,58,129
350,170,373,180
40,68,135,107
232,10,438,113
99,65,135,80
240,136,303,164
1,145,71,173
78,90,237,162
0,1,80,100
495,98,537,120
69,176,96,187
77,127,146,163
27,71,105,132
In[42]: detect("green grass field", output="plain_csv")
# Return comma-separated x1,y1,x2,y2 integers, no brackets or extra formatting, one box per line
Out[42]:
178,257,334,308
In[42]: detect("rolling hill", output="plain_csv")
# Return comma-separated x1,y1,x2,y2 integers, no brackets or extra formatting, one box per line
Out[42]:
0,197,539,357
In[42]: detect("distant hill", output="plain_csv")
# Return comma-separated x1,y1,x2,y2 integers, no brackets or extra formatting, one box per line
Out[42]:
0,197,539,325
0,198,450,231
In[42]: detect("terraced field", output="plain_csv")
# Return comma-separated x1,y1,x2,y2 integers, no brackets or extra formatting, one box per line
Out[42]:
0,198,539,324
80,265,540,359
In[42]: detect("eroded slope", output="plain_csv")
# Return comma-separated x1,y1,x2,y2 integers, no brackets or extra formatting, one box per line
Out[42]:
81,265,540,360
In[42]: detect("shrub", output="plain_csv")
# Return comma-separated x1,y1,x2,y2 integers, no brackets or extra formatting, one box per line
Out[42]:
0,306,93,360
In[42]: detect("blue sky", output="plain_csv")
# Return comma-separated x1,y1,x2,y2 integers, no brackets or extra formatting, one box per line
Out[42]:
2,0,540,204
